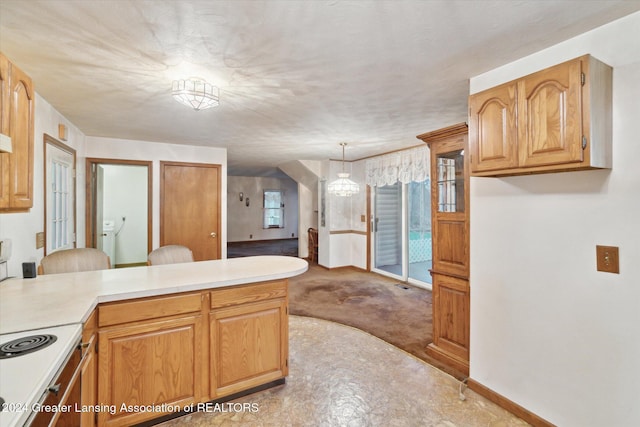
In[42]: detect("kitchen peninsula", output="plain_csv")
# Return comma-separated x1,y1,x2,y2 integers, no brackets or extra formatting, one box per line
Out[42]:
0,255,308,427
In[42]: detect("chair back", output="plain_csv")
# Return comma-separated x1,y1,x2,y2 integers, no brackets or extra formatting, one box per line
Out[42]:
39,248,111,275
148,245,194,266
307,228,318,263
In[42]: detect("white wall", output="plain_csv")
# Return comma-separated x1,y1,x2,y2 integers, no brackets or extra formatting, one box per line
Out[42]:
321,159,368,269
227,175,298,242
101,164,148,265
469,12,640,427
85,137,228,259
0,94,86,277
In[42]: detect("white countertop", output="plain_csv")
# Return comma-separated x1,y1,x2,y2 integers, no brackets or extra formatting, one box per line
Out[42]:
0,255,308,334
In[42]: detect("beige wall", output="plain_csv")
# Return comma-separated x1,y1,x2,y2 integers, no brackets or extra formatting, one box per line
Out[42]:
226,175,298,242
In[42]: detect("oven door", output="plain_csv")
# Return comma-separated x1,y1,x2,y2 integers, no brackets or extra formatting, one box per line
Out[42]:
28,338,82,427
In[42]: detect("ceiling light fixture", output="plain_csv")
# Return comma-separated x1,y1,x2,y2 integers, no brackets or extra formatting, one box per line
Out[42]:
328,143,360,197
172,78,219,111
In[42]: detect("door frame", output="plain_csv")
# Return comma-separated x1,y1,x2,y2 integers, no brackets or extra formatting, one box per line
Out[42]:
85,158,152,255
369,181,432,289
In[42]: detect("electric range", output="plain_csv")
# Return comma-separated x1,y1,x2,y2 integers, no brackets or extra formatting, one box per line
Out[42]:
0,324,81,427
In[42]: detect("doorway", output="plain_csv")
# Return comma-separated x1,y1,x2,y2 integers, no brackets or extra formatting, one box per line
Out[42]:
85,158,152,267
371,179,432,287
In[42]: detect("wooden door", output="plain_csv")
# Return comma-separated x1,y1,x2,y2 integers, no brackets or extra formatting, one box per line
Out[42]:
98,315,204,426
518,57,583,167
160,161,221,261
210,298,288,398
469,82,518,173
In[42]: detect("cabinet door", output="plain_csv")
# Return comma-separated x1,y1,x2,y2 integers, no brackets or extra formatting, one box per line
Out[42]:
98,315,204,426
431,274,469,362
469,83,518,173
0,54,11,207
518,57,583,167
431,141,469,278
210,298,288,398
2,57,34,210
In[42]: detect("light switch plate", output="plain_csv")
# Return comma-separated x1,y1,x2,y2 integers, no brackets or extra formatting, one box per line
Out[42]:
36,232,45,249
596,245,619,274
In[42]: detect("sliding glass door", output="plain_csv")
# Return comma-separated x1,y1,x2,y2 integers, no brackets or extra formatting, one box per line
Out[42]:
372,180,432,287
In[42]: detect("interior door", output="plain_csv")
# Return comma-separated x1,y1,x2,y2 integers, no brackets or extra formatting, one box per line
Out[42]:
44,135,76,254
160,162,221,261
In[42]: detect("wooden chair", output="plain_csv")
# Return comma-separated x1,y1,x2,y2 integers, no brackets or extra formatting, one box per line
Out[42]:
307,228,318,263
148,245,194,266
38,248,111,275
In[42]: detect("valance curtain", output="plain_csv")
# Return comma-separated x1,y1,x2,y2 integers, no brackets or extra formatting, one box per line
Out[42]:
365,145,430,187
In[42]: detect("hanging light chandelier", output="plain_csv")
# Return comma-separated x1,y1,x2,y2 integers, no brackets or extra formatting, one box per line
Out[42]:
328,143,360,197
172,78,219,111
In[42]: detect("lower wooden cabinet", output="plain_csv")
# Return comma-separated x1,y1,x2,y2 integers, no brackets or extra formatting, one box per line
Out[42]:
427,273,470,373
91,280,289,426
97,315,205,426
210,298,288,398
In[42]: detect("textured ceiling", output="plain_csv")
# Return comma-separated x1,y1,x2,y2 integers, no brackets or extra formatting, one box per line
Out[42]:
1,1,638,176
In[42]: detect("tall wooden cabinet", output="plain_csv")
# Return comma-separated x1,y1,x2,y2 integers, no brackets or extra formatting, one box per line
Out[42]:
417,123,470,376
469,54,612,177
0,52,35,211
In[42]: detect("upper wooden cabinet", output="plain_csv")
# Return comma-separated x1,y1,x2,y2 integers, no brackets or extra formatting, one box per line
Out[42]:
0,52,35,211
469,55,612,177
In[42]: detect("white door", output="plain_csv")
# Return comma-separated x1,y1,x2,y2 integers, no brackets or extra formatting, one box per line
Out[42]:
45,138,75,253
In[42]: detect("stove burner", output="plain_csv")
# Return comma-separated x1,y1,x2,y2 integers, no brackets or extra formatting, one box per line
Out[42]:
0,334,57,359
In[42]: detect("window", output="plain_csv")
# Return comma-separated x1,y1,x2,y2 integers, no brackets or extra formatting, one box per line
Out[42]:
263,190,284,228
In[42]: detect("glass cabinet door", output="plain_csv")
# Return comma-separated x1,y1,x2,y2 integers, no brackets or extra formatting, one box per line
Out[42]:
436,149,465,213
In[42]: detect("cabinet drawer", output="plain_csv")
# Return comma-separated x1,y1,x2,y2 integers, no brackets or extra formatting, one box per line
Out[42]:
99,292,202,327
211,280,287,309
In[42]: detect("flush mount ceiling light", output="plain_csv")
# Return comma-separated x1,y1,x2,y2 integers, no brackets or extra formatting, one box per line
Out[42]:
328,143,360,197
172,78,219,111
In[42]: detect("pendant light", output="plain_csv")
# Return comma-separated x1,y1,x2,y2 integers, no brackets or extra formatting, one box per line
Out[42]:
328,143,360,197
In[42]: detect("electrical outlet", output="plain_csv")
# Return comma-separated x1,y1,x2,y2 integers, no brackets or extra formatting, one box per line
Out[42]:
596,245,619,274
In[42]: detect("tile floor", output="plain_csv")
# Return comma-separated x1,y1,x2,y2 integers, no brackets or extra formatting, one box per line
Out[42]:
158,316,528,427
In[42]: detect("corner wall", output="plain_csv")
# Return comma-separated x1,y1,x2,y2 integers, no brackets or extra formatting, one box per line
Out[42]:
469,12,640,426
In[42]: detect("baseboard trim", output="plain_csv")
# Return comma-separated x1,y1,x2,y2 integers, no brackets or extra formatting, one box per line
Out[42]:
467,379,556,427
229,238,297,244
114,262,147,268
425,343,469,376
316,264,368,273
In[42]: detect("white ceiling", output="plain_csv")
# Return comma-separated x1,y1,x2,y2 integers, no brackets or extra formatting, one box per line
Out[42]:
1,1,638,176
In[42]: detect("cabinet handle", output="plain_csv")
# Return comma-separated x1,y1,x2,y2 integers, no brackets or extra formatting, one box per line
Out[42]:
48,383,61,395
210,232,217,238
